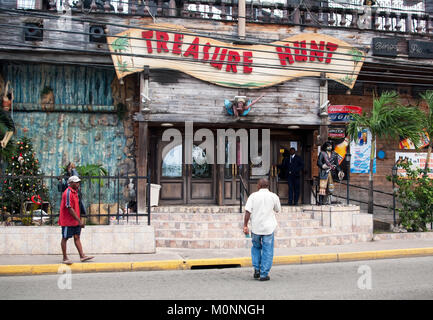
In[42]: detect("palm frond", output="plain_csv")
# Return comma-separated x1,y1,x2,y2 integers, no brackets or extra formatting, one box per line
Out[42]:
420,90,433,137
347,91,424,147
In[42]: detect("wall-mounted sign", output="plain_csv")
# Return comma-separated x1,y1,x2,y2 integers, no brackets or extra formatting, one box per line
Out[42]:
328,105,362,122
328,127,346,139
395,152,433,178
107,24,365,89
372,38,398,57
408,40,433,59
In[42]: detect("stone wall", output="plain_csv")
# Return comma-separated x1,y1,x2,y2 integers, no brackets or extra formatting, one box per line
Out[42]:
1,63,139,212
0,225,155,254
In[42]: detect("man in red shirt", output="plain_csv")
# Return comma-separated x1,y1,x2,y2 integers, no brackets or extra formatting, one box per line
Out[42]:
59,175,93,265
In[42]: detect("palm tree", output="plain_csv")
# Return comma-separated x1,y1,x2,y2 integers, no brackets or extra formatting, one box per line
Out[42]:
346,91,424,213
419,90,433,174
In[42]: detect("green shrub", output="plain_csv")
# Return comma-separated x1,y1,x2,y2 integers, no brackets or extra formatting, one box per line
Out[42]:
388,161,433,232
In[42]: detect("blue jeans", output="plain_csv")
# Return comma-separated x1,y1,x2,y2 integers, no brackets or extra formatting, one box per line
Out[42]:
251,232,274,278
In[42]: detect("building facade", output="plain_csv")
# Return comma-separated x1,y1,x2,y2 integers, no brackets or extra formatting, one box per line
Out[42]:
1,0,433,219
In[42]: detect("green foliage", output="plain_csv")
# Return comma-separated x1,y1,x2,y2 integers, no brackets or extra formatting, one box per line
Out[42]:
387,161,433,232
347,91,425,213
76,164,108,186
76,164,108,177
1,137,49,215
347,91,424,147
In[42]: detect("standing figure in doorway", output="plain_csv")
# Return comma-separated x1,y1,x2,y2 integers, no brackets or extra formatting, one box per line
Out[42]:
317,141,344,205
279,148,304,205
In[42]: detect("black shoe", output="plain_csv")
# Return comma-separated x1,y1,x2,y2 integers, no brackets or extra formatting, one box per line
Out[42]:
259,276,270,281
254,270,260,279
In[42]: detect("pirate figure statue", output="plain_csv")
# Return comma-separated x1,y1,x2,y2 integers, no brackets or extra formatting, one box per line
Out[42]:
224,94,265,117
317,141,344,205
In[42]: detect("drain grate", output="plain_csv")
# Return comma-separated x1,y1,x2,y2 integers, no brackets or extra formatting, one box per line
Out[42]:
190,264,241,270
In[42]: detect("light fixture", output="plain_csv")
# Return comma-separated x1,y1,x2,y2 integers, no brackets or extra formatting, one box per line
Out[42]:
287,125,300,129
161,123,174,127
141,107,150,113
392,165,398,177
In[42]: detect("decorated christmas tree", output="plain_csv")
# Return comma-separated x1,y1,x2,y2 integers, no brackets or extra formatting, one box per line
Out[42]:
1,137,49,216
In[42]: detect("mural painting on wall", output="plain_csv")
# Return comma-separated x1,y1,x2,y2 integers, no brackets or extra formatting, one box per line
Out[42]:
107,24,366,89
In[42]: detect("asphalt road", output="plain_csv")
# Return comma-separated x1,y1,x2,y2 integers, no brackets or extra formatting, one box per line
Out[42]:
1,256,433,300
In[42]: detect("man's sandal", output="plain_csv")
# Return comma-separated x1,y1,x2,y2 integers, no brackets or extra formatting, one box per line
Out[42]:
80,256,94,262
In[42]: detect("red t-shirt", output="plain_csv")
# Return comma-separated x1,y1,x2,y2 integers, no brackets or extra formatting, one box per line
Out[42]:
59,187,80,226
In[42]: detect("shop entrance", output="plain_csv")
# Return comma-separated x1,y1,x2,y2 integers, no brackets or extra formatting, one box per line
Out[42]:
154,127,313,205
157,136,216,204
247,132,312,205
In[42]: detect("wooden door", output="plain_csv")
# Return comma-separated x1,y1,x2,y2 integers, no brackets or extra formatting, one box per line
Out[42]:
222,139,244,204
157,139,186,204
157,131,216,205
186,144,216,204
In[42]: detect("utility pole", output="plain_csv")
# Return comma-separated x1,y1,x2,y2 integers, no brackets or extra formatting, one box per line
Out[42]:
238,0,246,40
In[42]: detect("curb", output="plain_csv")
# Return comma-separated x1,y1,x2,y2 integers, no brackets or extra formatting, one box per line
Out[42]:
1,247,433,276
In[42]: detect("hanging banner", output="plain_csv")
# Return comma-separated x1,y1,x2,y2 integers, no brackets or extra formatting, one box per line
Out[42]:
350,128,376,174
107,24,365,89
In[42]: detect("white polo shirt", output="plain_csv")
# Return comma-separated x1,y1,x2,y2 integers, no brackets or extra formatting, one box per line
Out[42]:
245,188,281,235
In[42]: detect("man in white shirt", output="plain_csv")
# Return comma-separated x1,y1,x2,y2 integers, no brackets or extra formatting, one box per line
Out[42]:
243,178,281,281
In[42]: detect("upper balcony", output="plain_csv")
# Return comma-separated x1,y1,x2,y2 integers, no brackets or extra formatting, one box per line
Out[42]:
1,0,432,36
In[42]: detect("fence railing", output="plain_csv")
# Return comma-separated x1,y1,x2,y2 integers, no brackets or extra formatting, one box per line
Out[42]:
6,0,432,36
0,173,151,226
312,175,395,217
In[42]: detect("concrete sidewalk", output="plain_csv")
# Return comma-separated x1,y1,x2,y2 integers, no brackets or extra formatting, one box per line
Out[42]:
1,238,433,276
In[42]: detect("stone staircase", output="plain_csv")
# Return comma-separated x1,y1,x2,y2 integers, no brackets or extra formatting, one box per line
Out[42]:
150,205,373,249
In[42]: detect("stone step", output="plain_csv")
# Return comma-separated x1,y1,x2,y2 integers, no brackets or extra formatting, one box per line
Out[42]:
151,219,322,230
150,212,314,222
151,206,305,214
155,226,335,239
155,233,371,249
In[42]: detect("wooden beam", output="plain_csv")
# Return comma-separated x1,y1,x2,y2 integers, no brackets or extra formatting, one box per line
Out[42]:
318,73,329,147
137,68,150,213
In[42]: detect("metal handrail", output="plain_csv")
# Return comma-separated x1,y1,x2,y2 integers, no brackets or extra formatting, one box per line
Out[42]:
313,176,394,211
239,174,249,213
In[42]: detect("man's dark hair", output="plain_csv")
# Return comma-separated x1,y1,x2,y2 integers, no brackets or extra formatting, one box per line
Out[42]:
322,141,333,151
